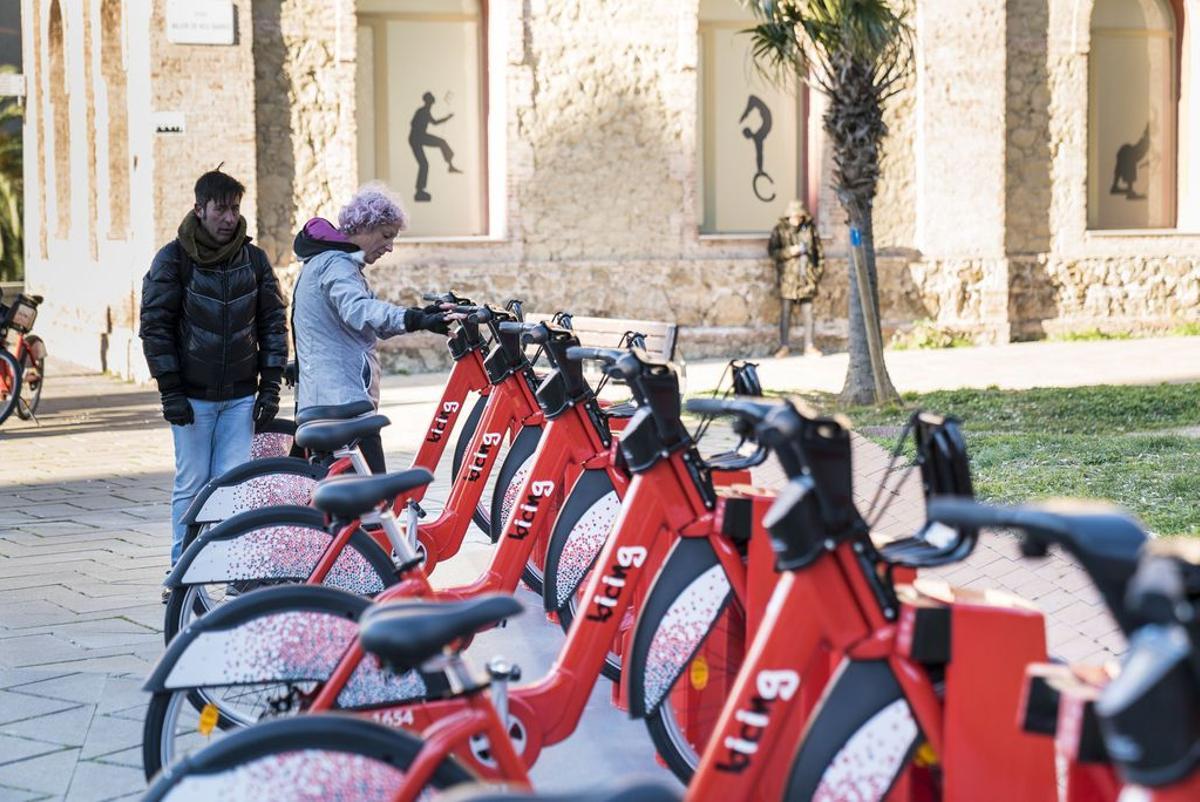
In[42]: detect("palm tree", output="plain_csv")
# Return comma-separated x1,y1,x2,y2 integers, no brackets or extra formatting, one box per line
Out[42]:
0,66,23,285
743,0,910,404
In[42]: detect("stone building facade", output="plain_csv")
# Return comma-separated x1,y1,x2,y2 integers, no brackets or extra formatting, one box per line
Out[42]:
19,0,1200,378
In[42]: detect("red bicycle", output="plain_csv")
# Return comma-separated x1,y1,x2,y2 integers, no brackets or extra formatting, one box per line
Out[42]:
138,348,768,773
0,289,46,425
927,498,1200,802
135,396,961,800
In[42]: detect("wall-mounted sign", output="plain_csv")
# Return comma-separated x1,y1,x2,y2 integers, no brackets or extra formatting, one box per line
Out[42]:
152,111,185,135
166,0,235,46
0,73,25,97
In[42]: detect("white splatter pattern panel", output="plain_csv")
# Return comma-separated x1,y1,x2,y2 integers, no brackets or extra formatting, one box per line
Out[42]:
498,460,533,534
554,490,621,609
812,698,918,802
196,472,319,523
163,749,411,802
164,611,358,689
181,525,385,595
251,432,294,460
336,659,428,709
641,563,732,712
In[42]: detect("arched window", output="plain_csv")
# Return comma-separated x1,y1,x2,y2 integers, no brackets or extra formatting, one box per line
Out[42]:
698,0,806,234
100,0,128,239
356,0,488,237
1088,0,1178,229
48,0,69,240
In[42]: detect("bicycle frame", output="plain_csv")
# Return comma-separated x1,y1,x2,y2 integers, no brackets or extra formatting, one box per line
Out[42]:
295,440,764,783
687,536,1057,801
393,392,619,601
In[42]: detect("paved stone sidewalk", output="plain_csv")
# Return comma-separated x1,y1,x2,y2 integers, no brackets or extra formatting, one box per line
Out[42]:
2,338,1195,799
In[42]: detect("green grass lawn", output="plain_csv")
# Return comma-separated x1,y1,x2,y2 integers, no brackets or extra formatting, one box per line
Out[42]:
783,383,1200,536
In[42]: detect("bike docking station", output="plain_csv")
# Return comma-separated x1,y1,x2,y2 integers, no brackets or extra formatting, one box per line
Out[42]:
131,291,1200,802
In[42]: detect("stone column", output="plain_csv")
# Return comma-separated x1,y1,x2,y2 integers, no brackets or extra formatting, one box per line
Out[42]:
913,0,1011,342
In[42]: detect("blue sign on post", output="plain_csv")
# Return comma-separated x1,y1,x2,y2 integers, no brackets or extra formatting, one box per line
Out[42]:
850,227,862,247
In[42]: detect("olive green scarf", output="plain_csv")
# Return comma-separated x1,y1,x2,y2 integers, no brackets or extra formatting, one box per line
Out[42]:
178,211,248,266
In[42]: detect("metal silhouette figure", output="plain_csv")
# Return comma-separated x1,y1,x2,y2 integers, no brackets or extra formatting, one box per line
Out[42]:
740,94,775,203
409,91,462,203
1111,124,1151,200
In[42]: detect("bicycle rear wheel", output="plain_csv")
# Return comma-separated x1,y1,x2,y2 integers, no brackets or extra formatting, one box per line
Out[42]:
0,349,21,426
16,341,44,420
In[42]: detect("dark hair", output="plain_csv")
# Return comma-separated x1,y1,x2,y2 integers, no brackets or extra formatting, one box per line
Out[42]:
194,169,245,208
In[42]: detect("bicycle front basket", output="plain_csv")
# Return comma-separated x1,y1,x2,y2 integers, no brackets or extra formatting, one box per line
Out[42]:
3,295,38,334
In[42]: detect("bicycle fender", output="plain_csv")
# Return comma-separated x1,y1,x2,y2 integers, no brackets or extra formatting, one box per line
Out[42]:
142,716,472,801
144,585,430,708
783,659,921,799
543,468,621,612
181,457,327,527
168,505,392,596
627,537,733,719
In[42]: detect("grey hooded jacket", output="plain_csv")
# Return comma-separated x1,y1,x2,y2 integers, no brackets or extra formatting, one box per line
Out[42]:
292,248,408,410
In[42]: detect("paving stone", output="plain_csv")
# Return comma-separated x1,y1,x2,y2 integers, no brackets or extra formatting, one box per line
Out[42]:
0,690,80,726
0,703,96,746
63,760,147,802
10,673,109,705
0,732,71,767
0,747,81,795
0,783,55,800
77,713,145,762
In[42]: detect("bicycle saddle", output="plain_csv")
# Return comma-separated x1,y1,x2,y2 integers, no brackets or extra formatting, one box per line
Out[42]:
312,469,433,519
438,778,683,802
928,497,1147,635
294,413,390,452
359,595,525,674
295,399,376,426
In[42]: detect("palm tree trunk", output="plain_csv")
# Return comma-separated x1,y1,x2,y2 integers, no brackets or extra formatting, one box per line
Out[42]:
839,204,898,405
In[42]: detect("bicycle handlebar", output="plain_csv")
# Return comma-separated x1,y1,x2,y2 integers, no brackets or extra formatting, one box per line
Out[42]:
565,346,624,365
926,496,1147,634
686,397,778,425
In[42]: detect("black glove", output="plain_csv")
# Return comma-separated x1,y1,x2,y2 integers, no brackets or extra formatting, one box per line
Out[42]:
254,368,283,427
156,374,194,426
160,391,194,426
254,392,280,427
404,307,451,335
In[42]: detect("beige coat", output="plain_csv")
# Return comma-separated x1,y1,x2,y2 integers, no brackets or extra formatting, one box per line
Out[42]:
768,216,824,302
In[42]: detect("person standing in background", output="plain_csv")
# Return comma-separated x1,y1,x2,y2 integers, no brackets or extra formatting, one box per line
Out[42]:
139,169,288,598
769,199,824,358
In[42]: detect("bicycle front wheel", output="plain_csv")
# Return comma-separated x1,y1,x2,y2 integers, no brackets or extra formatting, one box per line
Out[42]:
0,348,22,426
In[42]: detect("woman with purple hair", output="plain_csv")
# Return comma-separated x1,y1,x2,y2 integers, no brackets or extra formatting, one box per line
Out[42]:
290,184,452,472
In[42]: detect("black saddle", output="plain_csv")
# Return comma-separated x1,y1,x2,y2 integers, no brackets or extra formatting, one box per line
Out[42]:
438,779,683,802
359,595,525,674
295,400,376,426
294,414,389,453
312,470,433,519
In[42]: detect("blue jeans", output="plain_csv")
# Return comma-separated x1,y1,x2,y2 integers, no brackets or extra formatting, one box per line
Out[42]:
169,395,254,563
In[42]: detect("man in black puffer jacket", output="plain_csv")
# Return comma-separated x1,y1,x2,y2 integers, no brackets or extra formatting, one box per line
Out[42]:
139,169,288,579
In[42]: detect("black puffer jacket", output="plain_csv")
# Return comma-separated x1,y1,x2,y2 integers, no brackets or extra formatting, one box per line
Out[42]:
139,240,288,401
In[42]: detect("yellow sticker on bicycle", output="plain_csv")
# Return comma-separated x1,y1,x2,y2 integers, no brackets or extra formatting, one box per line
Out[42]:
198,703,219,737
690,655,709,691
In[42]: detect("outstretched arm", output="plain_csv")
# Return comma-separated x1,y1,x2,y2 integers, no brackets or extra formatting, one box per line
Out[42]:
321,261,409,339
432,113,455,125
